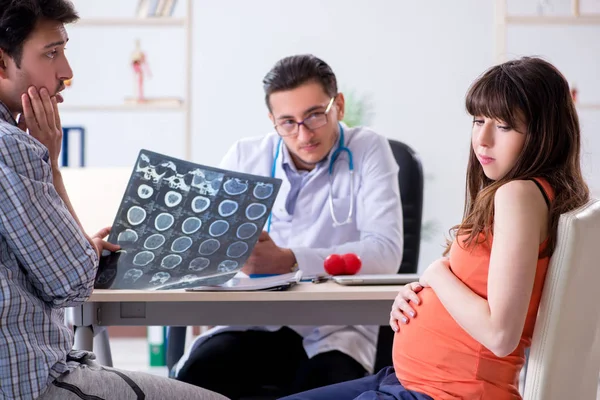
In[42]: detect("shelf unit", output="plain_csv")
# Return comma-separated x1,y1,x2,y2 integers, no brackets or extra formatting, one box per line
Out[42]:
73,17,186,26
60,103,186,112
495,0,600,111
64,1,194,160
505,14,600,24
579,103,600,110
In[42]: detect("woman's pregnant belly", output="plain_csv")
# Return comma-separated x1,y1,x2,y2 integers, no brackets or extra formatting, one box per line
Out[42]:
393,287,482,385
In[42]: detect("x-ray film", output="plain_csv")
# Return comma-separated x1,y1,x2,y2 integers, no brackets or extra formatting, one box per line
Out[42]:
95,150,281,290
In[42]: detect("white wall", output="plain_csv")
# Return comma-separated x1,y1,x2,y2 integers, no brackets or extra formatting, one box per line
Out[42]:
62,0,600,271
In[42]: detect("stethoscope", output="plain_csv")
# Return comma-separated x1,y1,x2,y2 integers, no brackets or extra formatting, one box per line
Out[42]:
266,123,354,233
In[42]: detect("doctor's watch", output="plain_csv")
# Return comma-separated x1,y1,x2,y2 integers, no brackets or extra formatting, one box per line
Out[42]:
291,262,299,273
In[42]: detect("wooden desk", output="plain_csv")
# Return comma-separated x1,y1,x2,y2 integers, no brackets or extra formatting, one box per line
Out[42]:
70,282,401,363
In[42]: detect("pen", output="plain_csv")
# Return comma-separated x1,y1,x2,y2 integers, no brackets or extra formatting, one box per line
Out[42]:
311,275,330,284
249,274,280,279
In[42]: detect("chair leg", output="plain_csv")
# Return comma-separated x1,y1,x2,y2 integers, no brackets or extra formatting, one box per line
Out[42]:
373,326,395,373
166,326,187,372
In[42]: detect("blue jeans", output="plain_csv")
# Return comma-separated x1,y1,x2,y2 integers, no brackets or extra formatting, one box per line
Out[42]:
279,366,433,400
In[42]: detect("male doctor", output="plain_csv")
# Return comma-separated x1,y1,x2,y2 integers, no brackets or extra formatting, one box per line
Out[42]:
175,54,403,399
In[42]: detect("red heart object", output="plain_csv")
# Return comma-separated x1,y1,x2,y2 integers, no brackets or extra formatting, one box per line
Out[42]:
324,254,346,275
341,253,362,275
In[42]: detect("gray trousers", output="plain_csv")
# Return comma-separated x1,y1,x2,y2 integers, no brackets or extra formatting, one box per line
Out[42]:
39,358,229,400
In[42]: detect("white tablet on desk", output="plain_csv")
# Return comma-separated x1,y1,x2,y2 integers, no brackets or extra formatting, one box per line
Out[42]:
332,273,420,286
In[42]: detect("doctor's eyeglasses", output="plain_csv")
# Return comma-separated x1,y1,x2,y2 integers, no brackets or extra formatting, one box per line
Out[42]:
274,97,336,137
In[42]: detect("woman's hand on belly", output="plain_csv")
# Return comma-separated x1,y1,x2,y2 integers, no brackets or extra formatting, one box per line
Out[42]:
390,281,423,332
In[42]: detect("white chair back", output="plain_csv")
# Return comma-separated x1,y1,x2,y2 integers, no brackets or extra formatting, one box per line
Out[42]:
524,199,600,400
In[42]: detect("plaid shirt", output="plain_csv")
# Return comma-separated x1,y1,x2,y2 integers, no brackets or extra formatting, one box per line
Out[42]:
0,101,98,399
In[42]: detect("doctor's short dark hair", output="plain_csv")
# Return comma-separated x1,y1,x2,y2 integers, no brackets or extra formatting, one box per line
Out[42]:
0,0,78,68
262,54,338,111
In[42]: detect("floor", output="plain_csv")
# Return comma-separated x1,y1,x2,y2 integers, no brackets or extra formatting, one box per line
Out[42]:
110,337,600,398
111,337,169,376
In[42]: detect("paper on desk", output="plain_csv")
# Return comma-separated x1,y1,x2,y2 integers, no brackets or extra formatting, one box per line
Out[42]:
184,271,303,292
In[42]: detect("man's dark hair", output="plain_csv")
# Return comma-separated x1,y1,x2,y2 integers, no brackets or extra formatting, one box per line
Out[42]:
262,54,338,111
0,0,78,68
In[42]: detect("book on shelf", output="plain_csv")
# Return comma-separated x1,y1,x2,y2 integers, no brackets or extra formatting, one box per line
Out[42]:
136,0,178,18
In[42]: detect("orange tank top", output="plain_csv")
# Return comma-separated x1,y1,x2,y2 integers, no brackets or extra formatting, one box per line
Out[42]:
393,179,554,400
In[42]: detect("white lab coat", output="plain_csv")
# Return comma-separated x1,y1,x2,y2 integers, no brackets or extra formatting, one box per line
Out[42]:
175,126,403,374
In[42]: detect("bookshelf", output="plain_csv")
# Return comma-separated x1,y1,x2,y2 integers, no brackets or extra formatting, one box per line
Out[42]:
578,103,600,110
73,17,186,27
504,15,600,24
495,0,600,111
60,103,185,112
64,1,194,160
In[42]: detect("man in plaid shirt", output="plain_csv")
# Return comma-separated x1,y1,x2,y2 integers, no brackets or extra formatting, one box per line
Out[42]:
0,1,226,399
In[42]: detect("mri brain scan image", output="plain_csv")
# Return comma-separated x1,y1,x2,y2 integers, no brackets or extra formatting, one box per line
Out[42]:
218,260,238,273
135,154,164,182
161,254,183,270
181,217,202,234
226,241,249,258
164,191,183,207
209,220,229,237
133,251,155,266
123,268,143,283
135,154,176,183
127,206,146,226
117,229,138,244
164,173,191,192
236,223,257,240
144,234,166,250
191,196,211,213
189,257,210,272
137,184,154,199
218,200,238,217
223,178,248,195
150,272,170,285
190,168,222,196
171,236,193,253
245,203,267,221
253,182,274,199
198,239,220,255
155,213,175,231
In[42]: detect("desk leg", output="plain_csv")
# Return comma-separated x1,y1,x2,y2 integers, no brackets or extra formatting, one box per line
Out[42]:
94,329,114,367
74,325,94,352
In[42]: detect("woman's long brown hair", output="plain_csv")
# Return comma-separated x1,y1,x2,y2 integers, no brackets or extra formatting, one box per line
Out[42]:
444,57,589,258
